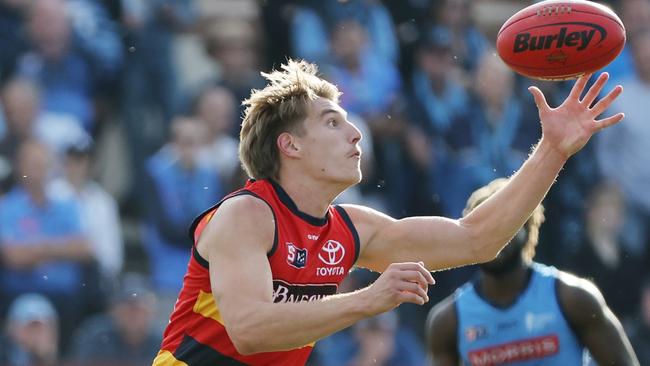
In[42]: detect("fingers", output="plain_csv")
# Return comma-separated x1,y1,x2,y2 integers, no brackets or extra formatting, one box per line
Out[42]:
388,262,435,284
581,72,609,107
591,85,623,117
528,86,550,114
397,281,429,304
595,112,625,131
568,72,593,100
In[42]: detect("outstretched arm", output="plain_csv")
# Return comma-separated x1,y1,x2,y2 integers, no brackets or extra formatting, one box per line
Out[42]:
347,73,624,272
557,272,639,365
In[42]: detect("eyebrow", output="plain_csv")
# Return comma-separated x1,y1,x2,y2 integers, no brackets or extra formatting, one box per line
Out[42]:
320,108,347,119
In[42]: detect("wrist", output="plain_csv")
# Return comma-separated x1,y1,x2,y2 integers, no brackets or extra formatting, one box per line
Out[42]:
537,137,570,164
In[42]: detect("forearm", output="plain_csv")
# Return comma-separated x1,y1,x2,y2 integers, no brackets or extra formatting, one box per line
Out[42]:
461,138,566,260
227,288,371,354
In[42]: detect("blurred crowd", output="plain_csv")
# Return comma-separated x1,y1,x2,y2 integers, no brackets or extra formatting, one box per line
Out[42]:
0,0,648,365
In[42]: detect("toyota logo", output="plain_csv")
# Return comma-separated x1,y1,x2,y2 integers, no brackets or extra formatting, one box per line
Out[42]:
318,240,345,266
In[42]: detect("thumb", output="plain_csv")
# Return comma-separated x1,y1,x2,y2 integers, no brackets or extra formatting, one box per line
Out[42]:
528,86,550,114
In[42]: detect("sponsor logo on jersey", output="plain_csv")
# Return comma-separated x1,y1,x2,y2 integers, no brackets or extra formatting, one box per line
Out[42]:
286,242,307,269
524,311,556,332
307,234,319,240
467,334,559,366
318,240,345,266
465,325,488,342
272,279,338,303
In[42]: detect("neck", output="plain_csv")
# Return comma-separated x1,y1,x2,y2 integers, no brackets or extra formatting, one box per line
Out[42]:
26,187,47,207
479,261,530,306
275,174,345,218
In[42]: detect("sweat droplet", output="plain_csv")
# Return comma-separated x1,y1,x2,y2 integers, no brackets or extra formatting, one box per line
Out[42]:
43,275,48,280
129,46,136,53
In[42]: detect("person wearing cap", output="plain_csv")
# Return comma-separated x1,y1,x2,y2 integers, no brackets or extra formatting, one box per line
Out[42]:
69,272,162,364
0,293,60,366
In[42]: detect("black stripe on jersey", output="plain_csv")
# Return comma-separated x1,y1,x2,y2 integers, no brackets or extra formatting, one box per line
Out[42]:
189,190,280,269
192,246,209,268
174,334,247,366
333,205,361,265
269,179,329,227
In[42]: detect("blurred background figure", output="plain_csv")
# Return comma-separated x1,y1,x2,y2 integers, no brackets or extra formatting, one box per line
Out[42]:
435,52,538,218
596,27,650,254
0,140,95,350
203,18,265,126
561,181,646,320
15,0,122,133
628,277,650,364
0,78,86,193
0,293,60,366
194,85,243,193
50,135,124,289
69,272,161,364
142,116,222,324
120,0,194,213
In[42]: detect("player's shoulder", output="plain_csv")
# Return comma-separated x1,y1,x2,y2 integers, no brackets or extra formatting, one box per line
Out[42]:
427,294,458,333
555,269,607,324
217,193,274,221
426,294,459,347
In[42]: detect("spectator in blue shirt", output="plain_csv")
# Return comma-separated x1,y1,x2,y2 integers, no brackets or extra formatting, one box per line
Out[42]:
0,139,93,350
142,116,222,324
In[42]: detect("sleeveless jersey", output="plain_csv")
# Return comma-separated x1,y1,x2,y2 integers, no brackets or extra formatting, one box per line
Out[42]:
456,263,587,366
152,179,360,366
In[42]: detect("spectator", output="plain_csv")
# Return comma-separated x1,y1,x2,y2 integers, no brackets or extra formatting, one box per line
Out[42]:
69,272,161,364
0,0,29,81
15,0,122,132
142,117,222,319
437,52,538,217
0,293,60,366
628,277,650,364
428,0,489,73
49,136,124,282
203,18,266,130
194,85,243,192
0,140,93,349
290,0,398,65
561,181,646,319
604,0,650,80
120,0,195,208
596,27,650,251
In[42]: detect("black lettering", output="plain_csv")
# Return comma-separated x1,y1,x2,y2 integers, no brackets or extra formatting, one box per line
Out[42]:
514,33,530,53
544,33,558,48
556,27,567,48
578,30,596,50
564,31,580,47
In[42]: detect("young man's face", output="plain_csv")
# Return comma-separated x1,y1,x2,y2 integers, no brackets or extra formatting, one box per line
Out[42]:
294,97,363,187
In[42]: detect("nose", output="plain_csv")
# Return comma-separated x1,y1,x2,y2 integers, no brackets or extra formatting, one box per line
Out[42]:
348,120,362,144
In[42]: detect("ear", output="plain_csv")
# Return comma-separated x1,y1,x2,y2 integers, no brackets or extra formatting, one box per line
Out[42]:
277,132,301,158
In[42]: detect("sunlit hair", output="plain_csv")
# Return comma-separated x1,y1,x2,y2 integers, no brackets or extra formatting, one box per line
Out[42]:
239,59,340,180
462,178,545,263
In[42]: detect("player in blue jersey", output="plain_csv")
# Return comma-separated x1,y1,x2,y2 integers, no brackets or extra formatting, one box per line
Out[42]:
426,178,639,366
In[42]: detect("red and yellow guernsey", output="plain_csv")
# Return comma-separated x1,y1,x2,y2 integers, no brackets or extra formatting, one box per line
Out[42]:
153,179,360,366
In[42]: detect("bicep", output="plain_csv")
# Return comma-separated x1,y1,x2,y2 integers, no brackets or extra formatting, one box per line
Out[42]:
199,197,276,330
344,203,475,272
557,275,638,365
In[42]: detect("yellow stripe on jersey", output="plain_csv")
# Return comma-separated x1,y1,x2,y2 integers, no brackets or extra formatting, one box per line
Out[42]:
193,290,224,324
152,350,189,366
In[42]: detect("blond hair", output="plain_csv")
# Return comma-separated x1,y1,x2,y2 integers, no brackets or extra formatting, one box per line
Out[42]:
462,178,546,263
239,60,340,179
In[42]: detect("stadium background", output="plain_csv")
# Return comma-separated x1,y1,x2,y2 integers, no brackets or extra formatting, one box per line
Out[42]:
0,0,648,364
